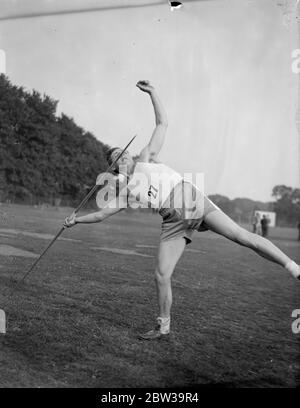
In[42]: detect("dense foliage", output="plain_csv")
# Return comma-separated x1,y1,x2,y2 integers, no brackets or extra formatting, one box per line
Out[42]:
0,74,109,206
271,185,300,227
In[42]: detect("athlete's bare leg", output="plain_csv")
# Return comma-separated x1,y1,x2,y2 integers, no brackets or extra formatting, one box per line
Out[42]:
155,238,186,317
203,209,300,278
139,238,186,339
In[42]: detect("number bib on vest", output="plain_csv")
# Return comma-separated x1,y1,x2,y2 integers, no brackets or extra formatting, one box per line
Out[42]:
126,162,183,209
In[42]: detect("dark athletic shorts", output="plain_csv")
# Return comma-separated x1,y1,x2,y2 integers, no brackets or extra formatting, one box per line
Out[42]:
158,181,220,244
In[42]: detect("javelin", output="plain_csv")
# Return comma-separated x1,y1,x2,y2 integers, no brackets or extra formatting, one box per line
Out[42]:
19,134,136,284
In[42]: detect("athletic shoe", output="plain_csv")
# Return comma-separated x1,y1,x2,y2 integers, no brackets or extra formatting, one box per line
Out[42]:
138,323,170,340
295,266,300,281
286,261,300,281
295,264,300,280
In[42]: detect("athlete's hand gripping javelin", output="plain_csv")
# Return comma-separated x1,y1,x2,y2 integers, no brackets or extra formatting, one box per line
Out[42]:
64,212,77,228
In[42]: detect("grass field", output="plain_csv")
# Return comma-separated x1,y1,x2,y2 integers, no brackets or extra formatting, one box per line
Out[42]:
0,204,299,388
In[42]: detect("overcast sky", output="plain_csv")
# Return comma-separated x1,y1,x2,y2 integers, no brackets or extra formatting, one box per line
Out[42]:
0,0,299,201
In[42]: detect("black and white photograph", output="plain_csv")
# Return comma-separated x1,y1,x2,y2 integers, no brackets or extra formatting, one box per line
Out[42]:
0,0,299,393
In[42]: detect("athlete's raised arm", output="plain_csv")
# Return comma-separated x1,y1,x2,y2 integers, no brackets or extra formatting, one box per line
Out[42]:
136,80,168,162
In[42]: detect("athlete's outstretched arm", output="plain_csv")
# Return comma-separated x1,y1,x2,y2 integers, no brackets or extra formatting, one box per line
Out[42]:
136,80,168,162
64,195,126,227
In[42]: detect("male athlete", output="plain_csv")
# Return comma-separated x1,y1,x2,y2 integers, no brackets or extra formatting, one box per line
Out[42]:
65,80,300,340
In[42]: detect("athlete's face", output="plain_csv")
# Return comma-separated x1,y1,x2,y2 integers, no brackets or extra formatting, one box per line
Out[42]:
111,149,135,173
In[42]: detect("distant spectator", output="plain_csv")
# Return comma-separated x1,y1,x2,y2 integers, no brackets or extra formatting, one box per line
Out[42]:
252,213,259,233
261,214,269,237
298,221,300,241
256,213,261,235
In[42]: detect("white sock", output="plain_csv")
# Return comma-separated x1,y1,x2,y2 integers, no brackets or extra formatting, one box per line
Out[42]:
157,316,170,334
285,261,300,279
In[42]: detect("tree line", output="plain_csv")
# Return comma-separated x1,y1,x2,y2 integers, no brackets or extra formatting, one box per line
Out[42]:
0,74,109,206
209,187,300,227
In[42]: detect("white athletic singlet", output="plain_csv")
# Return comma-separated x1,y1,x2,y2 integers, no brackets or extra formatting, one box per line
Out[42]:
126,162,183,209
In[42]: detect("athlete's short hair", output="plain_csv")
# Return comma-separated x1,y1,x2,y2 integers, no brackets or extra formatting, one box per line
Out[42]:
105,147,120,167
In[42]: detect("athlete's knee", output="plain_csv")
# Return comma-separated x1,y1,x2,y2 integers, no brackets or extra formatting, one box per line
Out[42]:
155,265,172,285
